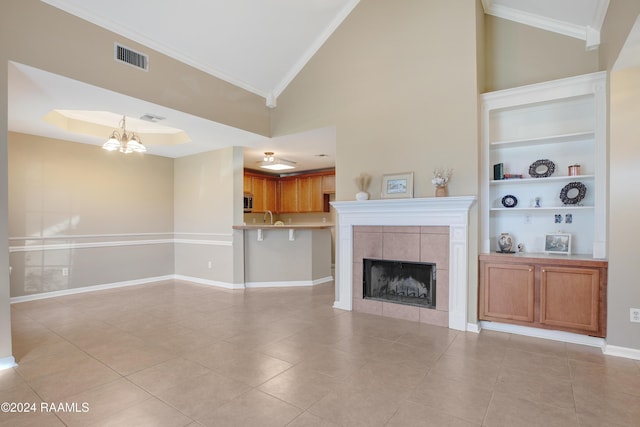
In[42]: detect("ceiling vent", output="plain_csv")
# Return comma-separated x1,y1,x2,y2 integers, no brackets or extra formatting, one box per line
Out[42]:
114,43,148,71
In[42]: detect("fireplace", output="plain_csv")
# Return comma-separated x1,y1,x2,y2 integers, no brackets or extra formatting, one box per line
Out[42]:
363,259,435,308
331,196,476,331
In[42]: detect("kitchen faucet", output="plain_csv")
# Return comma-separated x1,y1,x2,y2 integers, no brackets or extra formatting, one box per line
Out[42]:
263,210,273,225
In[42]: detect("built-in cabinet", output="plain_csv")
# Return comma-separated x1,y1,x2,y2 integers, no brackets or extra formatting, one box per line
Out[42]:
480,72,607,257
244,170,334,213
479,254,607,337
479,72,608,337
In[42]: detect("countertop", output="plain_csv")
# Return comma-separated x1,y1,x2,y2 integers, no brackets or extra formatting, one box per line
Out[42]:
233,224,334,230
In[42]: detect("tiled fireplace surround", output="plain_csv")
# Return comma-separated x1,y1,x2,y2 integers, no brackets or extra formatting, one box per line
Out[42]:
353,225,450,326
331,197,476,331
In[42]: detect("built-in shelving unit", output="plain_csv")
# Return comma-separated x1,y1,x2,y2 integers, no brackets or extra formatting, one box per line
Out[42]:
480,72,607,258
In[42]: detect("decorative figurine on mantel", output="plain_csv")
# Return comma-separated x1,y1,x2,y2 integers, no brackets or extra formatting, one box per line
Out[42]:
355,173,371,201
432,168,453,197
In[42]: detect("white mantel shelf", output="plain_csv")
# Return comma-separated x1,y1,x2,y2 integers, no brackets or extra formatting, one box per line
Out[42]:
331,196,477,331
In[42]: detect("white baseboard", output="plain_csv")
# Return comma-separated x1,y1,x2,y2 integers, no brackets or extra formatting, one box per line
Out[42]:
0,356,17,371
9,274,334,303
466,322,481,333
478,321,606,349
245,276,333,288
10,275,174,304
603,344,640,361
173,275,244,290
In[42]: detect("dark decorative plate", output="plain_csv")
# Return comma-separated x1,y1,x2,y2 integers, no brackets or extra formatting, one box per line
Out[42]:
528,159,555,178
501,194,518,208
559,181,587,205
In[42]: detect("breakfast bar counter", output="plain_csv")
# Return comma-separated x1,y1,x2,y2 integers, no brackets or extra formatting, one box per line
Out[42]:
232,224,333,287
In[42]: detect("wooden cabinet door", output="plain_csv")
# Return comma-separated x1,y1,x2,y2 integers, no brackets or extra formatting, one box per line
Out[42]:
279,178,298,213
480,262,535,322
243,175,252,194
540,266,600,333
310,175,324,212
322,175,335,193
298,176,324,212
264,178,277,212
251,177,266,212
298,177,312,212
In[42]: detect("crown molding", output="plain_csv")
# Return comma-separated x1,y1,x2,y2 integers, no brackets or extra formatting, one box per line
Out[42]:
481,0,609,50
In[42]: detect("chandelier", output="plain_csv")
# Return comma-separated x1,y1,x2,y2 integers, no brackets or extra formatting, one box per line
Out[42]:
102,116,146,153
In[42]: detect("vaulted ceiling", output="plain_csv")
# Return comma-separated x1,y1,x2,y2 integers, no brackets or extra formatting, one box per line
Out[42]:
9,0,628,170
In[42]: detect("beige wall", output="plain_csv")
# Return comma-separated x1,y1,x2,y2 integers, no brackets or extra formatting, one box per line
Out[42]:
272,0,481,319
0,60,11,363
599,0,640,71
0,0,266,363
609,67,640,349
602,2,640,351
1,0,269,136
484,15,600,92
273,0,480,200
174,146,245,285
8,133,175,297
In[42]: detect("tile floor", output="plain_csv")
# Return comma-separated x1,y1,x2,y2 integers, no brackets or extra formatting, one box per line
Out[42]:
1,279,639,426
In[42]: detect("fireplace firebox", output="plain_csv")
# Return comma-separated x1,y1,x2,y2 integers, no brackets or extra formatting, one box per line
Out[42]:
363,258,435,308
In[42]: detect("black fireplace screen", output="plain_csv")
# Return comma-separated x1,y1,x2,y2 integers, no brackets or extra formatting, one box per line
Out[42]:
363,258,435,308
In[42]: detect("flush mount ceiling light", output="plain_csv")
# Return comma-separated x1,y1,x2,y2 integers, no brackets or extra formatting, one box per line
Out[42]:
259,151,296,170
102,116,146,153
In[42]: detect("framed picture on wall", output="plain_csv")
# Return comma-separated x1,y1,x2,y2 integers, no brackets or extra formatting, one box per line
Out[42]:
544,233,572,255
381,172,414,199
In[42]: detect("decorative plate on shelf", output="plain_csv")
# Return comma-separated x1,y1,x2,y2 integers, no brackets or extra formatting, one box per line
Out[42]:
559,182,587,205
501,194,518,208
528,159,555,178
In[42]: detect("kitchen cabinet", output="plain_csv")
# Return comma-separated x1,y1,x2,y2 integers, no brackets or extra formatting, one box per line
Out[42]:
244,173,278,213
278,178,298,213
479,253,607,337
245,170,334,213
322,175,335,193
298,175,324,212
243,177,252,194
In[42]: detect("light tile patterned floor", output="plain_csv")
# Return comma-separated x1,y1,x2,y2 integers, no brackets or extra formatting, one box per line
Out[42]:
1,280,639,426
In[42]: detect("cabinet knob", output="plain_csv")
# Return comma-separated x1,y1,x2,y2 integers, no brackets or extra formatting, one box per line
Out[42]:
529,268,533,272
542,269,546,273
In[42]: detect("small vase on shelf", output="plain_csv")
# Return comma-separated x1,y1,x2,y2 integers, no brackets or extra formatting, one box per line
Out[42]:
354,173,371,201
432,167,452,198
498,232,514,253
435,185,448,197
356,191,369,201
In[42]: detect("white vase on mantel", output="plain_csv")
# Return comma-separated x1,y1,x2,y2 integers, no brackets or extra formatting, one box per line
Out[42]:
356,191,369,201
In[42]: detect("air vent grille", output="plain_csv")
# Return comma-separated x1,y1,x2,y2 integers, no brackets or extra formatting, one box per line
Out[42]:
114,43,148,71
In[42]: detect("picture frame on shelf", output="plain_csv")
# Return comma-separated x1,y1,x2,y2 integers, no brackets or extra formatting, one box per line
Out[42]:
544,233,572,255
381,172,414,199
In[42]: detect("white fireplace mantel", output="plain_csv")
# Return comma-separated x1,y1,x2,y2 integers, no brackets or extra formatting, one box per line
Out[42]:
331,196,476,331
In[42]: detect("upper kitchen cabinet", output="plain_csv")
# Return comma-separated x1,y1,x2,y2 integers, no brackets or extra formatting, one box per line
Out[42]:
479,72,607,259
278,177,298,213
244,172,278,213
298,175,324,212
244,169,334,214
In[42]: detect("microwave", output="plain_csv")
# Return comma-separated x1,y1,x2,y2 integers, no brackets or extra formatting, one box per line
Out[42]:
243,193,253,213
